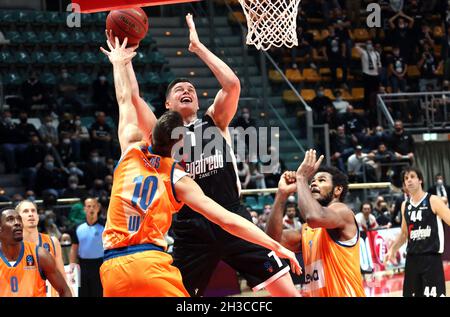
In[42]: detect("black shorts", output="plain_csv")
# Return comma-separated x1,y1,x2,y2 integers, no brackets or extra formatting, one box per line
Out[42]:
172,204,290,297
403,254,446,297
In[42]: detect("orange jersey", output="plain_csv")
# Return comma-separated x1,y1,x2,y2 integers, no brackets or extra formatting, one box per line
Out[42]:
103,142,186,251
301,223,365,297
0,241,46,297
39,233,55,257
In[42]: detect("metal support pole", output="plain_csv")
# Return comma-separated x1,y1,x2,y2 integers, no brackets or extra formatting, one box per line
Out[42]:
259,50,269,122
207,0,216,52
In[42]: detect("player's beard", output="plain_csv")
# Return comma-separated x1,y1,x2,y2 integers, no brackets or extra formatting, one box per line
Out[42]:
317,189,334,207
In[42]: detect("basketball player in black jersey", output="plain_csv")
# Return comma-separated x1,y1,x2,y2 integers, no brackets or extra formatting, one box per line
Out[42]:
106,14,299,296
385,167,450,297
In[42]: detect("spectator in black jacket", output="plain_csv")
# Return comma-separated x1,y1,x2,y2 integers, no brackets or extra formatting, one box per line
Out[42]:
428,174,450,199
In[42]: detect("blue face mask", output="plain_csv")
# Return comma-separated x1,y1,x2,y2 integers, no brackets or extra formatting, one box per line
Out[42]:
45,162,54,170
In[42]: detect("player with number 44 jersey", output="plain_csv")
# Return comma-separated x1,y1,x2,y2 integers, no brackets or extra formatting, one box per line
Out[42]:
99,36,301,297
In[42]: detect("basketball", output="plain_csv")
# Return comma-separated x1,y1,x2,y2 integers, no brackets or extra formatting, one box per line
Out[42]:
106,7,149,46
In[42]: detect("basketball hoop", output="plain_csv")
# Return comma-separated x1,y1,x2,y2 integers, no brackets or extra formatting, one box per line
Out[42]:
238,0,301,51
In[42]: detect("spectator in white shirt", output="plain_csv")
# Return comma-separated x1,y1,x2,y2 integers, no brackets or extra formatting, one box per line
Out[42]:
355,202,379,234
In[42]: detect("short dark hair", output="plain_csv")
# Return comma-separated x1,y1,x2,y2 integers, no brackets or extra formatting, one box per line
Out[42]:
165,78,194,99
401,166,424,185
152,111,184,157
360,201,373,212
0,208,15,224
316,166,349,202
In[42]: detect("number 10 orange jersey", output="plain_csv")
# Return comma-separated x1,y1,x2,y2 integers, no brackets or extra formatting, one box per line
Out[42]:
102,142,186,251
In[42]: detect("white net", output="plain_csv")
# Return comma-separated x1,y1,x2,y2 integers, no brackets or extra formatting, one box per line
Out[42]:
238,0,301,51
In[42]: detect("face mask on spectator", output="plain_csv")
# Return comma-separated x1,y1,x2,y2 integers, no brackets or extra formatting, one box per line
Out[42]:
336,97,342,102
27,195,36,202
63,138,71,145
99,76,106,81
4,117,12,124
62,72,69,79
46,122,53,128
376,131,383,137
436,179,444,186
242,113,250,120
69,183,77,190
366,44,373,51
317,91,324,97
46,142,52,148
75,120,81,126
70,167,78,174
45,161,54,170
91,156,100,163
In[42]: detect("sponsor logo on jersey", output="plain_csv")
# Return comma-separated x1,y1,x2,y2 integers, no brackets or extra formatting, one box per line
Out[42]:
303,260,325,291
43,243,50,253
409,225,432,241
26,255,34,267
185,150,224,180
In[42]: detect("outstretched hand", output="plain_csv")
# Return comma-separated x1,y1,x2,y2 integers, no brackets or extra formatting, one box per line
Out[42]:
274,246,302,276
100,36,137,65
296,149,324,180
278,171,297,196
186,13,201,53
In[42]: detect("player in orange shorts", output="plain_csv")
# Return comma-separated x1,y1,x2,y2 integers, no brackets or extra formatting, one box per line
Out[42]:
266,150,366,297
99,37,301,297
0,208,72,297
16,200,68,296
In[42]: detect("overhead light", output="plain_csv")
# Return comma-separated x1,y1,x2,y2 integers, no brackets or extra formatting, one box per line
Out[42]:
176,51,182,56
189,71,195,76
202,92,208,97
274,133,279,138
165,31,171,36
294,156,299,160
260,112,265,117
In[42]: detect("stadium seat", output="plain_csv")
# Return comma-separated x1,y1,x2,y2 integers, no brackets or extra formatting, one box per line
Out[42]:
47,51,64,64
18,11,34,25
80,51,98,65
143,72,161,86
310,29,322,42
285,68,303,83
303,68,321,83
5,31,24,44
244,196,261,211
351,47,362,60
73,72,91,86
40,72,57,86
81,116,95,127
141,34,155,45
160,71,176,85
55,31,72,44
134,51,150,65
23,31,40,44
47,11,65,25
282,90,302,104
323,89,335,100
269,69,284,84
407,65,420,78
33,11,48,24
351,88,364,101
86,32,103,45
93,12,108,26
0,10,20,24
149,51,167,66
73,31,88,44
228,11,246,25
351,28,371,42
63,51,79,64
15,51,32,64
259,194,274,206
433,26,444,39
39,31,58,44
3,72,22,85
0,50,16,64
300,89,316,102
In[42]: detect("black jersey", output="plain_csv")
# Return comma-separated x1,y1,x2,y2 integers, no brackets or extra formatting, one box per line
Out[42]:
404,193,444,255
177,115,240,220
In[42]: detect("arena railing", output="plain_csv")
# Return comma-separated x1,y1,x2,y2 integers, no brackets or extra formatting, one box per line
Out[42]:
377,91,450,132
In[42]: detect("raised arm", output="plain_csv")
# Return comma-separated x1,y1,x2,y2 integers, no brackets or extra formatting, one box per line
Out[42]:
101,37,142,153
106,30,157,144
186,14,241,131
296,150,354,230
265,172,302,253
38,247,72,297
175,174,301,275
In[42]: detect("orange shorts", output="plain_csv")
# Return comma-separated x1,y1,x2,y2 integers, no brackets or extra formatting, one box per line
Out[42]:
100,249,189,297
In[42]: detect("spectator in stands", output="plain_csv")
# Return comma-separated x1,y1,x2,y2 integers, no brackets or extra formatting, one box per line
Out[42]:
42,209,62,241
323,25,347,85
237,160,251,189
104,175,113,193
73,115,90,161
311,86,332,123
92,72,114,114
57,68,84,115
35,154,68,196
290,26,316,70
24,190,36,202
233,107,256,130
282,203,301,230
58,132,75,166
248,162,266,190
67,202,85,230
428,173,450,199
355,202,380,235
441,24,450,80
330,125,357,172
0,111,26,173
82,150,109,188
417,23,435,48
346,145,377,183
332,90,350,115
105,158,115,176
88,178,108,200
338,105,367,138
372,142,396,182
67,161,84,179
346,0,361,26
21,135,47,190
58,113,80,162
61,175,88,200
17,111,39,142
388,46,408,93
355,41,382,125
21,71,49,113
39,115,59,147
333,7,352,81
387,120,415,164
418,42,443,92
322,104,339,130
372,197,392,228
388,11,415,63
89,111,113,158
69,197,104,297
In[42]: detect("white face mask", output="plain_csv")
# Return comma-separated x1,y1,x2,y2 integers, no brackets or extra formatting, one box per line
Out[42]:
436,179,444,186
